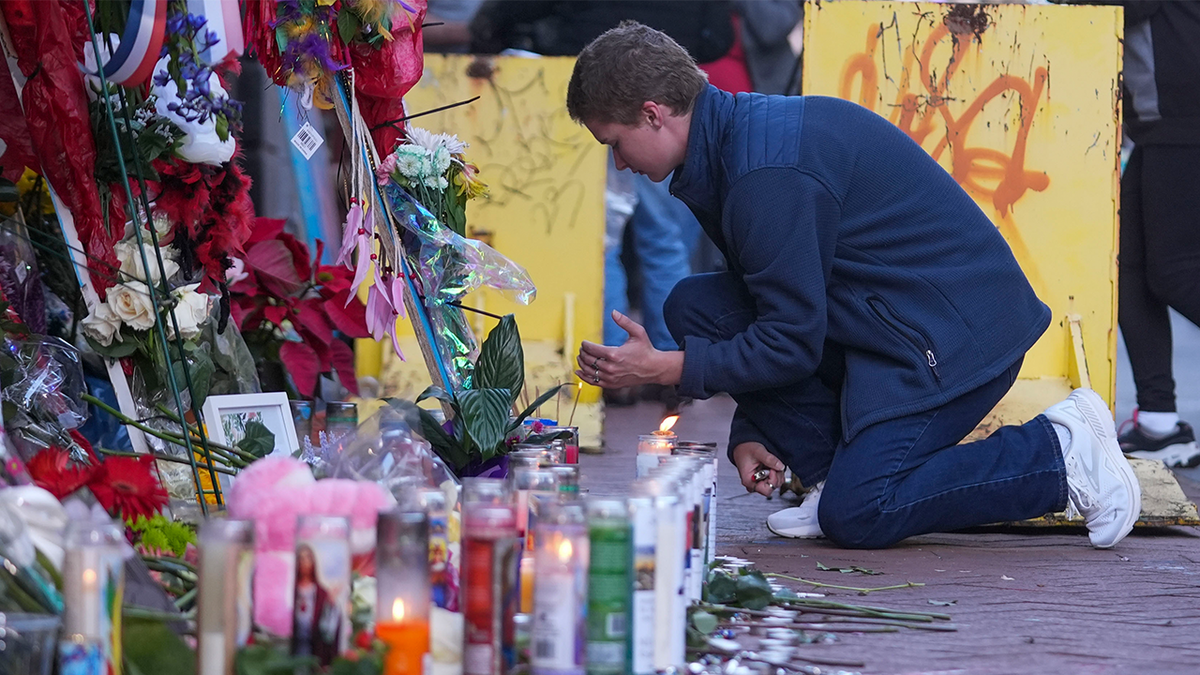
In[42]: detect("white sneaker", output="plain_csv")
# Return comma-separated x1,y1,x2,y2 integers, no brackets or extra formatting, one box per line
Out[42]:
766,481,825,539
1043,388,1142,549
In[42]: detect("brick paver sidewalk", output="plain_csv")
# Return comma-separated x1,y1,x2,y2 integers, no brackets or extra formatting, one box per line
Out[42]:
586,397,1200,674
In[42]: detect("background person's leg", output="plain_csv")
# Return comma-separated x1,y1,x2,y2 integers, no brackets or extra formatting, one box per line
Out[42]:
818,359,1068,549
630,174,693,351
1119,146,1178,414
664,273,840,486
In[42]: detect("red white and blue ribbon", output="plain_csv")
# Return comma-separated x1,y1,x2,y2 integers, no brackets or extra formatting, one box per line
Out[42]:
188,0,244,64
86,0,168,88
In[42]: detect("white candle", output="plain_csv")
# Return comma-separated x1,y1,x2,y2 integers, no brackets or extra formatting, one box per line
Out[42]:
197,519,254,675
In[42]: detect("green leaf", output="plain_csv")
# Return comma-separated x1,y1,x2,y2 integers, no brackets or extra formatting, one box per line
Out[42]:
236,642,317,675
734,569,775,610
458,388,511,460
510,384,567,432
816,561,882,575
85,334,141,359
237,420,276,458
122,616,197,675
417,385,460,418
691,609,719,635
703,570,739,605
417,408,471,471
475,314,524,409
337,9,362,45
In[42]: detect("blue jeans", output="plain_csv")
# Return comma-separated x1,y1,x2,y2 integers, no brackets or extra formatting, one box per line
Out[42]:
665,272,1069,549
604,173,696,350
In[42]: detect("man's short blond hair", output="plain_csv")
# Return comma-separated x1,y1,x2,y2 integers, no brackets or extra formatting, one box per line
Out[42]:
567,21,709,126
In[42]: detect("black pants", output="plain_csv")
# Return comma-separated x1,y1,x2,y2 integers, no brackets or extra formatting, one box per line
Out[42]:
1119,145,1200,413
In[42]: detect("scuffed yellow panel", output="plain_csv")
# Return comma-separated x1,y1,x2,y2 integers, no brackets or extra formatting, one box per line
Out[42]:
379,55,606,444
803,1,1122,405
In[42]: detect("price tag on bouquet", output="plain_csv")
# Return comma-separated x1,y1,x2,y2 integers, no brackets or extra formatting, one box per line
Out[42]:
291,121,325,160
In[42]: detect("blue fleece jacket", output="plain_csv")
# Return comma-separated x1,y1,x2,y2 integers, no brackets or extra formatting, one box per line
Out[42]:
668,86,1052,440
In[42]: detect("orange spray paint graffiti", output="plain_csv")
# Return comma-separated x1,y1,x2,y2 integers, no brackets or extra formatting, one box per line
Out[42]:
836,9,1051,286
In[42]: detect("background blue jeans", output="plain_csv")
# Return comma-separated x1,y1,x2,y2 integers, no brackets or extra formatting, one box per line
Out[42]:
665,272,1069,549
604,173,697,350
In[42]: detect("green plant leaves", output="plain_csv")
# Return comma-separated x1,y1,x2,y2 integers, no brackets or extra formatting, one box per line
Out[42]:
703,568,776,610
459,388,511,461
123,616,198,675
416,408,471,471
236,420,276,459
475,315,524,410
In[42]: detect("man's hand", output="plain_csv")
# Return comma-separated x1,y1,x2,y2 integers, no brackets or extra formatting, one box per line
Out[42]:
575,311,683,389
732,442,785,497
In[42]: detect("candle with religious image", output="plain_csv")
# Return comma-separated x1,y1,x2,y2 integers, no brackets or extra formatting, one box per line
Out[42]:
509,467,559,615
531,498,589,675
197,519,255,675
461,478,519,675
375,509,432,675
655,457,706,603
59,520,126,675
635,416,678,477
292,516,351,667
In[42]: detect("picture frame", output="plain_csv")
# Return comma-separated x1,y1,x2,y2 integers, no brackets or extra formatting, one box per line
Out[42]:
201,392,300,461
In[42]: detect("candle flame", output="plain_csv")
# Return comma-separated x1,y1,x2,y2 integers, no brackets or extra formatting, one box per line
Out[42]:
392,598,405,622
82,569,97,586
658,415,679,433
557,538,573,562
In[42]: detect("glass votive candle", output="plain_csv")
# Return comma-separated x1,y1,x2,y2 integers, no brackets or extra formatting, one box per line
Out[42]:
375,509,432,675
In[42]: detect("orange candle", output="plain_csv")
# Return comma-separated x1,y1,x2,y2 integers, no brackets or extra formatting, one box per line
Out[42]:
376,599,430,675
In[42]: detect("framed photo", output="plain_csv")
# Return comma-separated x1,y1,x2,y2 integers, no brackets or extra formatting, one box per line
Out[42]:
202,392,300,460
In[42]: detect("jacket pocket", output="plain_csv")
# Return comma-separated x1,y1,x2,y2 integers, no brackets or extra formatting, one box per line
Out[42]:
867,296,942,382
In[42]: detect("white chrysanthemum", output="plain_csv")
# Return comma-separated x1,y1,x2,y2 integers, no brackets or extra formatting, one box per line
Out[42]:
405,126,441,152
423,175,442,189
394,146,425,180
436,133,467,155
432,146,452,174
418,153,436,180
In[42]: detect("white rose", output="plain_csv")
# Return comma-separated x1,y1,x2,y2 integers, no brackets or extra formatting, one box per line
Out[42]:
107,282,158,331
167,284,211,340
81,302,123,347
116,240,179,285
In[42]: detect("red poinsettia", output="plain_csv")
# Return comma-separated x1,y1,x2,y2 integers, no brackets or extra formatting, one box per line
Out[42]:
230,218,371,397
89,453,169,522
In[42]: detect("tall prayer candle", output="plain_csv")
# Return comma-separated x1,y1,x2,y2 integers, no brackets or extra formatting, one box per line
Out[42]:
375,509,432,675
584,498,632,675
626,485,658,675
292,516,351,666
531,499,589,675
59,520,125,675
461,478,519,675
197,519,254,675
674,442,719,565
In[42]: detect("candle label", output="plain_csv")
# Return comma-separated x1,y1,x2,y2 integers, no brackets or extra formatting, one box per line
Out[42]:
59,640,105,675
634,454,660,479
628,498,656,675
586,521,632,675
463,536,517,675
531,571,583,674
292,537,351,666
428,511,454,610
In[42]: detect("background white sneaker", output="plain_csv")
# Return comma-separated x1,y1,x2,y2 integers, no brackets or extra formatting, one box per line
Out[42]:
766,481,825,539
1044,388,1142,549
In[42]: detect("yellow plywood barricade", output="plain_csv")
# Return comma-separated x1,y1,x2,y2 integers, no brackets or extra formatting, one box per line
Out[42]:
373,55,607,446
804,1,1122,421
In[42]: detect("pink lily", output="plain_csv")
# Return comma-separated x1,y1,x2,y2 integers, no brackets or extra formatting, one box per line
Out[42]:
365,264,395,342
337,200,364,269
345,204,374,307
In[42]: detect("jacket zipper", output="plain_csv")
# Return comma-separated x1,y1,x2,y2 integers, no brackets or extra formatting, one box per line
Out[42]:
868,297,942,382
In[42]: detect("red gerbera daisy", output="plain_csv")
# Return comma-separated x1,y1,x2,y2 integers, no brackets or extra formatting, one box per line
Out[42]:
90,454,169,521
26,447,99,499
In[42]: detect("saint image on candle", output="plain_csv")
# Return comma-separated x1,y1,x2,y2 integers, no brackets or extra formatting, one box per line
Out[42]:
292,544,344,664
